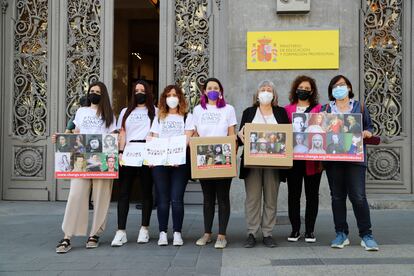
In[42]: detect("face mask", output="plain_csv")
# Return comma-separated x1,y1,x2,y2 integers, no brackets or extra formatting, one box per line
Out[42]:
207,90,220,101
332,86,349,100
166,96,179,109
296,89,311,101
88,93,101,104
258,91,273,104
135,93,146,104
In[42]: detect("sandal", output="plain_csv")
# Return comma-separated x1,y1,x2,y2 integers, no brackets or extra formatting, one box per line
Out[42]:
86,235,99,249
56,238,71,254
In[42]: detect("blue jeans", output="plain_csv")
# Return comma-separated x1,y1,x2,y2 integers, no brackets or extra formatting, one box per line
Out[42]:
152,165,188,232
325,162,372,237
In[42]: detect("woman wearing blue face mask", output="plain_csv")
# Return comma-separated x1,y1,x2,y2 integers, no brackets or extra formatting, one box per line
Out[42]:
323,75,379,251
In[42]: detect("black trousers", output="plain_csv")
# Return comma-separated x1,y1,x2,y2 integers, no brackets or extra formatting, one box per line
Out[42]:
117,165,153,229
200,178,232,235
287,161,322,233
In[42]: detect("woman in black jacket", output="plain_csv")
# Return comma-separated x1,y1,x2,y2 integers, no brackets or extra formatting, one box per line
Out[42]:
237,80,289,248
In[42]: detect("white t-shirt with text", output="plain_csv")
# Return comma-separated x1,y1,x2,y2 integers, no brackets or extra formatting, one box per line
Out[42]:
74,107,116,134
150,113,195,138
117,107,157,141
192,104,237,137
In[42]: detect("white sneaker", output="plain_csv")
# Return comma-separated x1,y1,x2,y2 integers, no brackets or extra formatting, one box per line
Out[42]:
214,237,227,249
137,227,150,243
158,231,168,246
173,232,184,246
111,230,127,247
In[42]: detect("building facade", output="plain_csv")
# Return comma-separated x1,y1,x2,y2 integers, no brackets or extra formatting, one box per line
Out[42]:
0,0,412,210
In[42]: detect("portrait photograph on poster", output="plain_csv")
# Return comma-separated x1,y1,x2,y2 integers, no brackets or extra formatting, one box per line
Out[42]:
189,136,237,179
54,134,118,179
243,123,293,168
292,113,364,162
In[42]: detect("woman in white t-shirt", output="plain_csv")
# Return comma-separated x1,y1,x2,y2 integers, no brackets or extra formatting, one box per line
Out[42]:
192,78,237,249
149,84,195,246
111,80,157,247
55,81,116,254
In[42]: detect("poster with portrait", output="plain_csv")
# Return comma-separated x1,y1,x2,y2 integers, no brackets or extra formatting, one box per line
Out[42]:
244,123,293,168
292,112,364,162
143,135,187,166
55,133,119,179
189,136,237,179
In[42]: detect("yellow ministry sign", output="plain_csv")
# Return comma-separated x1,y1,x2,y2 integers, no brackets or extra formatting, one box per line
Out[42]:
247,30,339,70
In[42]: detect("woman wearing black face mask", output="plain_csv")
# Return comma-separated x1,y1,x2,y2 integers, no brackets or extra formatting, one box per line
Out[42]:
111,80,157,247
284,75,323,243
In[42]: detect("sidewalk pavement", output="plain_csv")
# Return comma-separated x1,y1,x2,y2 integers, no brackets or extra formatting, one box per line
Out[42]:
0,201,413,276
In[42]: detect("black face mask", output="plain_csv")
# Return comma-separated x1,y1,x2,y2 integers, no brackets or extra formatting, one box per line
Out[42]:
135,93,146,104
88,93,101,104
296,89,311,101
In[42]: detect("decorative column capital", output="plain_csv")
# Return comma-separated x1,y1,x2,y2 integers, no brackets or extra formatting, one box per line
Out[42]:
1,0,8,14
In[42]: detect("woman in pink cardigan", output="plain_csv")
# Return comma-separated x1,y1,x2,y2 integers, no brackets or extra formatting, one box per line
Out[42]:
284,75,323,243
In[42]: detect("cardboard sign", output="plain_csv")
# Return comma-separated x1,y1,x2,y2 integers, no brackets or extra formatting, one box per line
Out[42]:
144,135,187,166
189,136,237,179
244,123,293,168
122,142,145,167
292,112,364,162
55,134,118,179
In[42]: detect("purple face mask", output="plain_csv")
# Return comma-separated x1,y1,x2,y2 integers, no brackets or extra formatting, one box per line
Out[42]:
207,90,220,101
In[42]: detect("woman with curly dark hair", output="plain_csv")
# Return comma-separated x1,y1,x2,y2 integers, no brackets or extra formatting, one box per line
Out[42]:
284,75,323,243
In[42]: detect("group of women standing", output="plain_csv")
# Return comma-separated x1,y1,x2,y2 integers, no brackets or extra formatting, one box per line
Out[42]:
55,74,379,254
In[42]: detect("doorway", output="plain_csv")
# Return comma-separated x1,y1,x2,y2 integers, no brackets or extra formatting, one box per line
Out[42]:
112,0,159,202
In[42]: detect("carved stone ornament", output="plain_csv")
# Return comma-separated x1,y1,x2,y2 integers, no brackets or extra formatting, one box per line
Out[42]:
363,0,403,137
13,0,48,142
66,0,101,120
13,146,45,178
367,147,401,181
174,0,209,111
2,0,9,14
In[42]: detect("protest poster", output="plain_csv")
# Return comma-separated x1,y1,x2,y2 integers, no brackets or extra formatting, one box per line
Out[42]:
189,136,237,179
244,123,293,168
292,112,364,162
122,142,145,167
144,135,187,166
55,134,119,179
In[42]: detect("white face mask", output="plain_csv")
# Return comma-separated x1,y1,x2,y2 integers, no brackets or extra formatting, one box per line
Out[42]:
166,96,179,109
258,91,273,105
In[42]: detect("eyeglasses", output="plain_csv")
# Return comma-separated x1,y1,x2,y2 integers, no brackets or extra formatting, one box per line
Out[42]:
333,82,347,88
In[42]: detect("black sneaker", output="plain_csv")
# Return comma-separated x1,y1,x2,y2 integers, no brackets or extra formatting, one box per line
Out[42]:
263,236,276,248
305,232,316,243
244,234,256,248
287,231,301,242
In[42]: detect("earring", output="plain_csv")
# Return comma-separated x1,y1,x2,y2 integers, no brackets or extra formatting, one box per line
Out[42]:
219,94,223,99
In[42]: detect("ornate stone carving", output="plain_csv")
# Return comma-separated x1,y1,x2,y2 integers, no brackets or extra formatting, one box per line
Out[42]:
1,0,9,14
363,0,403,137
13,0,48,142
367,147,401,181
13,146,45,179
66,0,101,120
174,0,209,111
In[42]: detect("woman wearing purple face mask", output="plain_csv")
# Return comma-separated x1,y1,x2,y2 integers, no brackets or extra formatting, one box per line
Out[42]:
192,77,237,249
322,75,379,252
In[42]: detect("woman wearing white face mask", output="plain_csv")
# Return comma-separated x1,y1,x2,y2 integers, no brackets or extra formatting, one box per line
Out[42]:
237,80,289,248
150,85,195,246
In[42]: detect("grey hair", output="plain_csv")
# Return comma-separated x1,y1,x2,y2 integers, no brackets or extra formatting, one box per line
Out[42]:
253,80,278,106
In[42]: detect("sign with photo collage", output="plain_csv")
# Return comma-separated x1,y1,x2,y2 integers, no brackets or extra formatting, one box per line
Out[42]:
292,112,364,162
55,134,119,179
